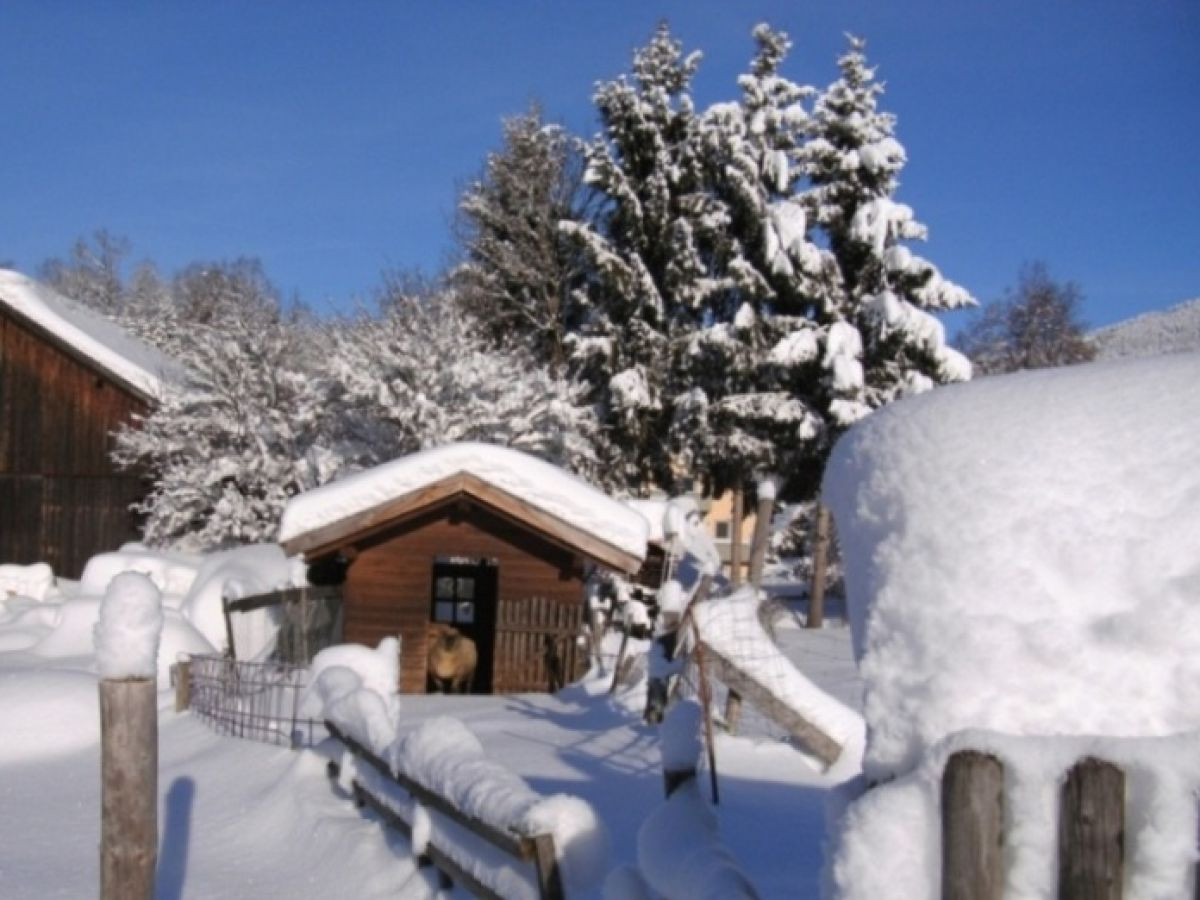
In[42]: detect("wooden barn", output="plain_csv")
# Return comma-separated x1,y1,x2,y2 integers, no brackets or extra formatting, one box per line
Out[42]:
0,270,179,577
279,443,649,694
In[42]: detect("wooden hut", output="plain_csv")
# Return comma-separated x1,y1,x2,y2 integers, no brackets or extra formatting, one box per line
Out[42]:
0,270,180,577
279,443,649,694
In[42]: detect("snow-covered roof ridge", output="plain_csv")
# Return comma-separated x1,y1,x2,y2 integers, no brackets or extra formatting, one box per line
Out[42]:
0,268,183,400
279,442,649,567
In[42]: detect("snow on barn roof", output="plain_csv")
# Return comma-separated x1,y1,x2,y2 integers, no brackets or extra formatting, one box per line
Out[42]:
279,442,649,573
0,268,181,401
823,352,1200,783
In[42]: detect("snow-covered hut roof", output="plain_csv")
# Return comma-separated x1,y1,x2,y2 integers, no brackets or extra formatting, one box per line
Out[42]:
0,268,182,401
279,442,649,574
824,352,1200,783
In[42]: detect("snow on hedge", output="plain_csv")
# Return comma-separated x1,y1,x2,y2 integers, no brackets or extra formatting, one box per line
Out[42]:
93,572,163,680
822,353,1200,898
824,353,1200,779
0,268,182,399
279,441,649,562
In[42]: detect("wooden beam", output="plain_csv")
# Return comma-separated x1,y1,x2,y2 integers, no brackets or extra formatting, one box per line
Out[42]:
942,750,1005,900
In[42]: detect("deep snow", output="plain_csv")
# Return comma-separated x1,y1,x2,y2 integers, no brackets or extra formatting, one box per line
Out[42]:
0,561,859,898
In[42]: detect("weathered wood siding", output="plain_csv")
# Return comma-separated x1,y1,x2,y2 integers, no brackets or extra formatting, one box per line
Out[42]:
340,500,587,694
0,307,147,576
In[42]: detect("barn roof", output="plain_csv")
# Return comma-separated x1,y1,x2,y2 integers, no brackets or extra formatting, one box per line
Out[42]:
0,268,183,401
278,443,650,574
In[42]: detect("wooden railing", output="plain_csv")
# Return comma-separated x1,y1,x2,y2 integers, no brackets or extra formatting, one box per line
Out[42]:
325,720,565,900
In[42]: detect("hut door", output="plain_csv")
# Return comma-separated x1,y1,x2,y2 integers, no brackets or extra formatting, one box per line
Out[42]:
430,561,497,693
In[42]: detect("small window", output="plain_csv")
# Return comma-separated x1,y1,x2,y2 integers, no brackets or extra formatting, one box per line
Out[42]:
436,577,455,599
456,577,475,600
715,520,731,540
435,601,455,623
456,601,475,624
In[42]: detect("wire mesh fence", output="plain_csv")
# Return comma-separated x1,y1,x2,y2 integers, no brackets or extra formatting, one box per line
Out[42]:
186,654,323,748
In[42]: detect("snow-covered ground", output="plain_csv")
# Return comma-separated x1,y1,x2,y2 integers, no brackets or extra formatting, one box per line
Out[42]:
0,564,859,898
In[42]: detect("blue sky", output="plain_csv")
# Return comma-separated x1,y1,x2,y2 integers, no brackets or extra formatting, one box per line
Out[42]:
1,2,1196,328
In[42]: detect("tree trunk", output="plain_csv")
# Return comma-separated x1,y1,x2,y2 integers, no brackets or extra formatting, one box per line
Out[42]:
808,503,832,629
100,677,158,900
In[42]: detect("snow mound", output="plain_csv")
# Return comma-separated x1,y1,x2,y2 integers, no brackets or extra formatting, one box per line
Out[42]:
79,546,202,605
0,268,183,399
0,563,57,602
279,441,648,563
31,596,213,687
94,572,162,680
301,638,402,752
179,543,304,657
0,669,101,765
824,352,1200,780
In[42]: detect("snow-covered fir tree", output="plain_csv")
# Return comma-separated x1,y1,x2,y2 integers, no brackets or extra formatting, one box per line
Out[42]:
452,105,589,374
323,284,602,482
113,275,341,550
675,25,833,501
801,36,974,424
561,23,721,494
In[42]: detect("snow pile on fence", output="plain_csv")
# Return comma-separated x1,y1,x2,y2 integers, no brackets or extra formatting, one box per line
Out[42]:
822,352,1200,897
80,546,202,602
301,638,402,752
93,573,163,680
278,441,649,561
688,585,861,764
304,643,609,897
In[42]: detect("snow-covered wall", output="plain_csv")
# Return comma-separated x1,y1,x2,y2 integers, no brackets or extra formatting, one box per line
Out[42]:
824,352,1200,780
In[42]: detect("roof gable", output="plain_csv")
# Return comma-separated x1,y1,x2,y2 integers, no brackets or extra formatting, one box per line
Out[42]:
0,269,183,401
279,443,649,574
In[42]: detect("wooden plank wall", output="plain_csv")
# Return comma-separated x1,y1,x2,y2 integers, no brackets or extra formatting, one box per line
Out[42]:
0,309,148,576
341,501,586,694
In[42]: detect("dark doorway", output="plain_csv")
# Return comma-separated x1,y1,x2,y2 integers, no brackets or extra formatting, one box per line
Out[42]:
429,559,498,693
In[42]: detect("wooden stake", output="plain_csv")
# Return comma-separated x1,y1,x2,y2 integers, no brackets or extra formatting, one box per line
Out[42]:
692,637,720,805
100,677,158,900
728,487,744,586
942,750,1005,900
1058,757,1125,900
808,503,831,629
173,658,191,713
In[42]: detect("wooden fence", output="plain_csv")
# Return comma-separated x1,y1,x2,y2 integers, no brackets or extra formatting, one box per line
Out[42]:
325,720,565,900
941,749,1191,900
494,594,585,694
175,654,323,748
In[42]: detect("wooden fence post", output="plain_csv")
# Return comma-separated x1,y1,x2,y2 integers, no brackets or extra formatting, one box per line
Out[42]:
942,750,1005,900
173,657,191,712
1058,757,1125,900
100,677,158,900
725,482,775,735
808,503,831,629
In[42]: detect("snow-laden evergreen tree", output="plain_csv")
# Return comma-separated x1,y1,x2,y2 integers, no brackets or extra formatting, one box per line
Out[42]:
452,104,589,374
561,23,722,493
675,25,834,501
801,36,974,425
113,265,341,550
323,283,602,482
